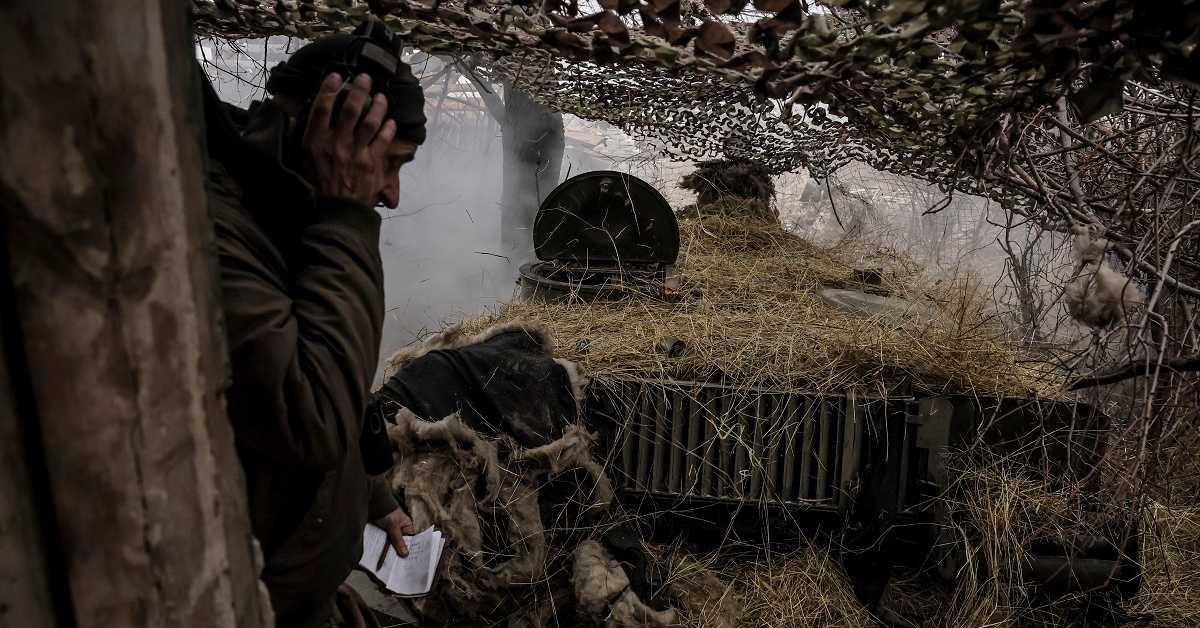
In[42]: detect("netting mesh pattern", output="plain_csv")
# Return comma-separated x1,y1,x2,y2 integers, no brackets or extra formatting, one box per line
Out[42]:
192,0,1200,219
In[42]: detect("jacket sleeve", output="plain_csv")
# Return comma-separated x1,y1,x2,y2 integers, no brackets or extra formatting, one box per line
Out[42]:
367,475,400,522
216,195,386,471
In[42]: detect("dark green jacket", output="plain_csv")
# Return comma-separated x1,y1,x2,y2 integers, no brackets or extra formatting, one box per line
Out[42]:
204,84,397,627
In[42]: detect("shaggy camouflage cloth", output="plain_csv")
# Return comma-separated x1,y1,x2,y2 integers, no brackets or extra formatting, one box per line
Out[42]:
679,158,777,218
680,159,774,205
383,409,734,626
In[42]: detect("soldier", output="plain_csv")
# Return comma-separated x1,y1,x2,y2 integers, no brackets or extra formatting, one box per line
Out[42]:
202,19,426,628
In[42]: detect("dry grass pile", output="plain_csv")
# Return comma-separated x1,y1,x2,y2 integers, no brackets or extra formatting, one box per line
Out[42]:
906,463,1109,626
887,462,1200,627
649,544,873,628
641,469,1200,627
463,213,1060,396
676,197,780,224
729,549,874,628
647,548,737,628
1129,505,1200,626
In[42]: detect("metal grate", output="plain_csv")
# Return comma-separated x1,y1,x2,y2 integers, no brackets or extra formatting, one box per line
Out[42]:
591,379,897,512
588,378,1112,525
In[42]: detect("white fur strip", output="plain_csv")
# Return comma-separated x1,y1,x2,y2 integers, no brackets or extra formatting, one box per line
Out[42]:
383,320,555,377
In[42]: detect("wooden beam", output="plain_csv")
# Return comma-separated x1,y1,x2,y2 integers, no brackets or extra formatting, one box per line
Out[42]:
0,1,271,626
0,273,63,628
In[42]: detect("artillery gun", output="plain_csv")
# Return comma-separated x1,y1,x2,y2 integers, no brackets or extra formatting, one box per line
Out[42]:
519,171,1141,602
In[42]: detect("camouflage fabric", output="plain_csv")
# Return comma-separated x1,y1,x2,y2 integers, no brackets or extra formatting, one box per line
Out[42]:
193,1,1200,269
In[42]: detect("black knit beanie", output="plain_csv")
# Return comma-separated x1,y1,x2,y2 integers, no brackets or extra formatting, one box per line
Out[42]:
265,21,426,145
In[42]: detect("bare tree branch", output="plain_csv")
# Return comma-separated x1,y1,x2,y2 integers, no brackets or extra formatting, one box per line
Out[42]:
455,57,507,124
1069,352,1200,389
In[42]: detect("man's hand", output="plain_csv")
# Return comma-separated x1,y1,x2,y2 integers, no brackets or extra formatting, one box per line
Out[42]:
373,506,415,566
303,72,397,206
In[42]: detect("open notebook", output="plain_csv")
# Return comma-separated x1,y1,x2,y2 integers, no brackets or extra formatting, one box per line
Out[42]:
358,524,445,597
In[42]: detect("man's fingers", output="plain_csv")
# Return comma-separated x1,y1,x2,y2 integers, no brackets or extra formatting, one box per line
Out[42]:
391,511,413,557
395,510,416,535
376,524,410,565
334,74,372,138
371,119,397,158
355,93,388,147
303,73,342,145
392,533,409,558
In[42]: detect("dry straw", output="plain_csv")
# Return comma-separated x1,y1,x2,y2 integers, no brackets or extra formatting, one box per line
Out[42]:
1128,504,1200,626
906,461,1116,626
648,542,874,628
645,473,1200,627
890,462,1199,627
727,548,874,628
461,211,1061,397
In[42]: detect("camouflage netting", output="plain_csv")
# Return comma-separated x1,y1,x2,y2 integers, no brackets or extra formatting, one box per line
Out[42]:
192,0,1200,195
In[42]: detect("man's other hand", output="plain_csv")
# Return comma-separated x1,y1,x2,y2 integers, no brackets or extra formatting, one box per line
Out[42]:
373,507,415,566
303,72,397,206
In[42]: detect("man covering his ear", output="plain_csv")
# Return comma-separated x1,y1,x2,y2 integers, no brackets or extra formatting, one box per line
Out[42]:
202,19,426,628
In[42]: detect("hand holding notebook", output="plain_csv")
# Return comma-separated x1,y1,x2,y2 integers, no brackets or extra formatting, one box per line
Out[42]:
359,523,445,597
